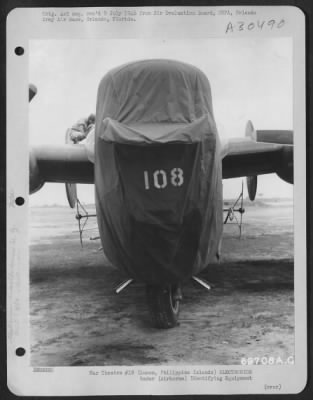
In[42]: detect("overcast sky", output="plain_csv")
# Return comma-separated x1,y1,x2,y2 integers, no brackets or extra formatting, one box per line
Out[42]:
29,38,293,205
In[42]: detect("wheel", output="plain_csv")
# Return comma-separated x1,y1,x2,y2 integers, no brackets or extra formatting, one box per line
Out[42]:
146,284,182,329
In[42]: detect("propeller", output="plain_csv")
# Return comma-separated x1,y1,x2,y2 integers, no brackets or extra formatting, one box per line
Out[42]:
245,121,258,201
65,128,78,208
246,176,258,201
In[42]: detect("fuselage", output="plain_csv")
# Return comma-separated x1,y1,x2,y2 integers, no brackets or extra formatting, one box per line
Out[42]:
94,60,223,284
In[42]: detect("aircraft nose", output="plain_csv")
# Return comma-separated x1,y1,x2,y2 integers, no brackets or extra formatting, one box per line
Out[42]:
128,208,202,284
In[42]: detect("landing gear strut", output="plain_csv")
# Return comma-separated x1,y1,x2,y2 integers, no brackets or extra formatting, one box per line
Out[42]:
146,284,182,329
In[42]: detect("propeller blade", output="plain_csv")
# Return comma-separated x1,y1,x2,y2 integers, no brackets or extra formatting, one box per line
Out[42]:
246,176,258,201
65,129,78,208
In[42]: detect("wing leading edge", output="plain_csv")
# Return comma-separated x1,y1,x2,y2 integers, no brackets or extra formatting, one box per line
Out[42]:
30,144,94,194
221,121,293,184
221,139,293,182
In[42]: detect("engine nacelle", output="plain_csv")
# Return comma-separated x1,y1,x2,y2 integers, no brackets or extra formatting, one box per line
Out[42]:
29,149,44,194
276,146,293,184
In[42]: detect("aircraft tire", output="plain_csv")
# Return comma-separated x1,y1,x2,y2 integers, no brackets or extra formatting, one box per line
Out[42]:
146,284,180,329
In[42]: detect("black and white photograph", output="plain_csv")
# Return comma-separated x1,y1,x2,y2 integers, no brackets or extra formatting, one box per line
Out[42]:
6,6,306,396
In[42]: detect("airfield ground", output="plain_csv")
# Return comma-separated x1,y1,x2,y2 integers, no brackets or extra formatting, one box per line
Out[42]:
30,200,294,366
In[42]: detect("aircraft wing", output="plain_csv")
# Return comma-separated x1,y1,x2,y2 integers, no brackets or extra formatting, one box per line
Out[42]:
221,138,293,180
30,121,293,199
221,120,293,186
30,144,94,194
30,135,293,188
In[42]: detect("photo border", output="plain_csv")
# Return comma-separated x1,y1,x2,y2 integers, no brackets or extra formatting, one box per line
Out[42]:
1,0,312,398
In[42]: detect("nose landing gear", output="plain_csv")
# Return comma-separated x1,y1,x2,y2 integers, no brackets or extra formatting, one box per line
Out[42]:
146,284,182,329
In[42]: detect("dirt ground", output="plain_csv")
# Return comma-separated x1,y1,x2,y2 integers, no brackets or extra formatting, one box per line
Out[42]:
30,200,294,366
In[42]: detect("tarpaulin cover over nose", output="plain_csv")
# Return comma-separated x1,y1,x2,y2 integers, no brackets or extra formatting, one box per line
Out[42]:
95,59,214,125
95,60,223,284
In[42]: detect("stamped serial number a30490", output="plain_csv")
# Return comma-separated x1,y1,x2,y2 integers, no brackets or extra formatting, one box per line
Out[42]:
144,168,184,190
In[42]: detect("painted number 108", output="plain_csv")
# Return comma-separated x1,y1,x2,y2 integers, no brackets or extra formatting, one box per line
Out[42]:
144,168,184,190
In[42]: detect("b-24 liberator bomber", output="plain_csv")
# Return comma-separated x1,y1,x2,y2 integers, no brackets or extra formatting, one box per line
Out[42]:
29,59,293,328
